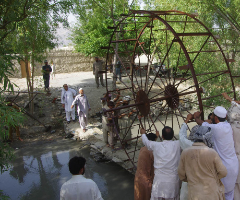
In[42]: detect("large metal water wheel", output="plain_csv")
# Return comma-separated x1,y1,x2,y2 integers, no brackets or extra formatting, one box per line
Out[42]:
103,10,238,172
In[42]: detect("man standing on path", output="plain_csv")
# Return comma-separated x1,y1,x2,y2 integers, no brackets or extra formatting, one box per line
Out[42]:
60,156,103,200
93,57,105,88
42,60,52,91
61,84,76,124
51,60,56,80
194,107,239,200
71,88,91,132
101,90,120,147
141,127,181,200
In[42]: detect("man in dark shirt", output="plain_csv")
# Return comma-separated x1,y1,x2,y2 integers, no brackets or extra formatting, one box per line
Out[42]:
42,60,52,91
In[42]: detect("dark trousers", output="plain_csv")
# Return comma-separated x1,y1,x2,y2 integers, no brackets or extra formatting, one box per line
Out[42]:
43,75,50,88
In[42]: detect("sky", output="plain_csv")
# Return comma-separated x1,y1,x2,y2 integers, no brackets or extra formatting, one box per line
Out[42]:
56,13,77,47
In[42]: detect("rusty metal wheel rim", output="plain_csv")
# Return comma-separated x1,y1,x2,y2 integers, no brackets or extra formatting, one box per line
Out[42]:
103,10,236,172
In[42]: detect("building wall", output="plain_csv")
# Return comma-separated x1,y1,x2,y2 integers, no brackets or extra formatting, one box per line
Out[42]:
10,46,102,78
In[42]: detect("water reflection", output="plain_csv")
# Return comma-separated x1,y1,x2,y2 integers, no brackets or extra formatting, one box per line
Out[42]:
0,140,134,200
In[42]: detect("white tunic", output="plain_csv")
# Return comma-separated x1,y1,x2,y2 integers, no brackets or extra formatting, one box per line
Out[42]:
178,123,194,200
72,94,91,117
61,88,76,112
179,123,194,150
141,134,181,199
202,121,239,193
60,175,103,200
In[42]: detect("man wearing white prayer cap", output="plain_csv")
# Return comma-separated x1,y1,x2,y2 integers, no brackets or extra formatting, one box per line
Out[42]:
61,84,76,124
194,106,238,200
71,88,91,132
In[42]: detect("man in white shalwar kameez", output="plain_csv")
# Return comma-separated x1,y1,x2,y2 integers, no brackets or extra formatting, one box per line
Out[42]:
60,156,103,200
61,84,76,124
141,127,181,200
194,106,238,200
222,92,240,199
71,88,91,132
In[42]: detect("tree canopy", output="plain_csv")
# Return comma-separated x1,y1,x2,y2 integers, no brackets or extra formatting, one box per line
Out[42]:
71,0,141,57
0,0,73,176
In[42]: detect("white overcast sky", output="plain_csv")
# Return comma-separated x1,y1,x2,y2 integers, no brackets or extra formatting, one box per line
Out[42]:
56,13,77,47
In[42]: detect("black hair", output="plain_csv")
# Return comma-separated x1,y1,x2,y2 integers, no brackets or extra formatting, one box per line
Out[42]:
146,133,157,141
214,114,226,122
194,139,204,143
208,113,213,120
68,156,86,175
162,126,174,140
107,101,115,107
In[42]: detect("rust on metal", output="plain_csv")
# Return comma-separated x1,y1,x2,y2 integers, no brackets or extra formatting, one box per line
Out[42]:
136,90,150,117
178,65,189,70
103,9,237,170
164,84,179,109
176,32,211,36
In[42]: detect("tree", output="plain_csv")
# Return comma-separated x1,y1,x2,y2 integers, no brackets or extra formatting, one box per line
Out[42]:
0,0,73,179
139,0,240,106
71,0,140,89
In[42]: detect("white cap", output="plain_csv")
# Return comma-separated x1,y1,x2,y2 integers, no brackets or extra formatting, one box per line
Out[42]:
214,106,227,118
123,96,131,101
79,88,83,91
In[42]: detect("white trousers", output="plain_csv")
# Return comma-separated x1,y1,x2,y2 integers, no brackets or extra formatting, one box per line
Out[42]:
79,111,87,129
66,110,75,121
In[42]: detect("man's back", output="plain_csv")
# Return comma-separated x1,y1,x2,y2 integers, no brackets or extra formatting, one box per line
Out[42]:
143,137,180,174
141,134,181,199
60,175,103,200
178,143,227,199
134,146,154,200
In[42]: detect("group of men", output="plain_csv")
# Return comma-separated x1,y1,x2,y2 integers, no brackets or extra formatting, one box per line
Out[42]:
135,102,240,200
61,84,91,132
93,57,123,88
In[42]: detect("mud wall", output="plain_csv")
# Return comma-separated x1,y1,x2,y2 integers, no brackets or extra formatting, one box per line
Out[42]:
11,46,104,78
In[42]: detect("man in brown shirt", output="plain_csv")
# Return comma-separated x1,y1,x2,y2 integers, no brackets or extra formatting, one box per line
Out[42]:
134,133,156,200
178,126,227,200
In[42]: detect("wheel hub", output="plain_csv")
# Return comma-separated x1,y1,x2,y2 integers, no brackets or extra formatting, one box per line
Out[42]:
164,84,179,109
136,90,150,117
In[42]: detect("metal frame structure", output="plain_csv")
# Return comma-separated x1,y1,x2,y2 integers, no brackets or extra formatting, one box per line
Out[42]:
101,10,239,172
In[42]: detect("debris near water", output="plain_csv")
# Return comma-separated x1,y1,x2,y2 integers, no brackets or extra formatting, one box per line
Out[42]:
90,147,111,162
79,141,91,150
65,133,74,139
51,130,56,134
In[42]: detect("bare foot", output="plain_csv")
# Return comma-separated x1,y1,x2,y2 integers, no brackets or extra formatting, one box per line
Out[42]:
18,137,23,141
